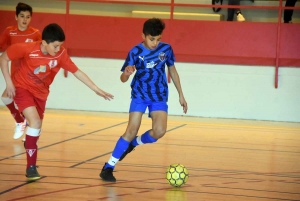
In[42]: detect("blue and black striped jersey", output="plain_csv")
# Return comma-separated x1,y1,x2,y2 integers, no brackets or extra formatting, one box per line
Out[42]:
121,42,175,102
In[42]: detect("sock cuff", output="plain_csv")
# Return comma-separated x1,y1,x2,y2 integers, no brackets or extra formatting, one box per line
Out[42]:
26,127,41,137
136,136,144,145
144,130,157,143
120,136,130,144
107,155,119,167
1,97,13,105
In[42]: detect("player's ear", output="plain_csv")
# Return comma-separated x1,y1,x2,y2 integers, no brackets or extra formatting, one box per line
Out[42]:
142,33,145,40
15,15,18,20
41,40,48,46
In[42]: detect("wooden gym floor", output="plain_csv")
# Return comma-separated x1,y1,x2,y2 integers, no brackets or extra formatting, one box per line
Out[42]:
0,106,300,201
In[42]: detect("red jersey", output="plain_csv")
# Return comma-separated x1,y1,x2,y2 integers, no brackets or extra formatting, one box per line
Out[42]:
6,41,78,100
0,26,41,76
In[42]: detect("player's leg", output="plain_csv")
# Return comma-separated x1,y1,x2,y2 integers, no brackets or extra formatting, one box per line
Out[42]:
22,106,42,180
118,111,166,162
227,0,236,21
124,110,167,153
118,101,167,164
127,101,168,149
100,99,146,182
1,89,26,139
100,112,143,182
284,0,297,23
117,110,167,165
149,110,168,138
14,87,45,181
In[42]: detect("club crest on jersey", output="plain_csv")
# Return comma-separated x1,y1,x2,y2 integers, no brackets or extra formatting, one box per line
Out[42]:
34,65,47,74
158,52,166,61
25,38,33,42
26,149,36,157
48,60,58,69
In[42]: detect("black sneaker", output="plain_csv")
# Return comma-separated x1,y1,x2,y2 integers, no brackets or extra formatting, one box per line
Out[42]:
119,143,136,161
99,163,116,182
26,165,41,181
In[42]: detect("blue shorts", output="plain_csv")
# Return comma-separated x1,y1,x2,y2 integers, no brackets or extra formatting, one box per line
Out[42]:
129,98,168,115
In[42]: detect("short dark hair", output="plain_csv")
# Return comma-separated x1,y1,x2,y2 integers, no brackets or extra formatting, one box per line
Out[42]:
42,23,65,43
16,2,32,16
143,18,165,36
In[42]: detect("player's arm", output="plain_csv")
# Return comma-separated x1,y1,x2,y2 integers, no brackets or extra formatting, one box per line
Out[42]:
73,69,114,100
120,66,135,83
168,66,188,114
0,51,15,98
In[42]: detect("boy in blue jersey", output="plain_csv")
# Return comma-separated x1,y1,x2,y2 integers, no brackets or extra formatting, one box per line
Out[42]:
100,18,188,182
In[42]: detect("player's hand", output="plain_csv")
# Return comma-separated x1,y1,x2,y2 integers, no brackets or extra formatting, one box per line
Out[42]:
94,88,114,101
6,82,16,99
124,66,136,76
179,96,188,114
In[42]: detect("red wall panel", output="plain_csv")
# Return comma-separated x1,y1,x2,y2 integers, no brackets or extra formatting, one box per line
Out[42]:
0,10,299,67
170,20,279,66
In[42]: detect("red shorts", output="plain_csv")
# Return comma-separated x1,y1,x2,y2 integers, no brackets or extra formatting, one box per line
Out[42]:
14,87,46,119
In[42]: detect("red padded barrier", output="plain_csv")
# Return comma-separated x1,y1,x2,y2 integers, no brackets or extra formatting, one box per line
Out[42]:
0,10,299,67
170,20,278,66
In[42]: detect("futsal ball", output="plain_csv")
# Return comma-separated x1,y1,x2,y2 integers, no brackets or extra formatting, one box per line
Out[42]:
166,164,189,187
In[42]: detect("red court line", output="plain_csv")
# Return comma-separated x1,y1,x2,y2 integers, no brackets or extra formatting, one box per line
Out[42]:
7,177,165,201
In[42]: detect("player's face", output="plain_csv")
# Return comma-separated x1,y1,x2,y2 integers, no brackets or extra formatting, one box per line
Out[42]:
42,41,64,56
142,34,162,50
15,11,32,31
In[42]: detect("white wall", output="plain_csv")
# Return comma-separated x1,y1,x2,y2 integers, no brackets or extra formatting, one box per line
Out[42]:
1,57,299,122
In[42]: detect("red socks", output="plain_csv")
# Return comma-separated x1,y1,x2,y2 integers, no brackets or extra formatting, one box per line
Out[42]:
25,135,39,168
25,127,41,168
1,97,24,123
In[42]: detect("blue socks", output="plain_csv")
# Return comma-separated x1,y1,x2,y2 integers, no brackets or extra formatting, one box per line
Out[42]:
105,137,130,169
104,131,157,170
131,130,157,146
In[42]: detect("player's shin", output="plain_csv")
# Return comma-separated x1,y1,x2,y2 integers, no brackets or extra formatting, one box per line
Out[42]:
104,137,130,169
25,127,40,168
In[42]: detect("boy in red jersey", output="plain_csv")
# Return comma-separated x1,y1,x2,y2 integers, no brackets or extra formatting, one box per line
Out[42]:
0,23,114,181
0,2,41,140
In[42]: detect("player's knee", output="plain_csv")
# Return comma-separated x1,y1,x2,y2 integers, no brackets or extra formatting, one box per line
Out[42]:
1,96,13,104
152,127,166,139
123,129,138,141
29,119,42,129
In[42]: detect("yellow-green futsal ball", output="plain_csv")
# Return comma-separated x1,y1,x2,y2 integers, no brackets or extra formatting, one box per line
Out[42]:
166,164,189,187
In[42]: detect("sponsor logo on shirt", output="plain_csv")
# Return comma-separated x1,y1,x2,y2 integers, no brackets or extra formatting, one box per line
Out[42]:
158,52,166,61
25,38,33,42
139,56,145,61
48,60,58,69
146,61,157,69
9,32,17,35
34,65,47,74
29,54,39,57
